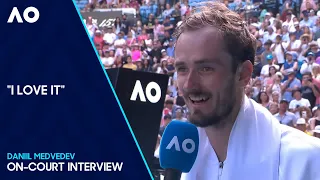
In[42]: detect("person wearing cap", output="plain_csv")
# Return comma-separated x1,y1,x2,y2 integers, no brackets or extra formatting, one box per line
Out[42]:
300,10,314,28
303,41,320,58
274,99,297,127
293,22,303,39
261,40,274,66
313,125,320,138
300,51,320,74
263,26,277,44
280,51,298,80
282,11,295,33
281,69,301,102
295,118,313,135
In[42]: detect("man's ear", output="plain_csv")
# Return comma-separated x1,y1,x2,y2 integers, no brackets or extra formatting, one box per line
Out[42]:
237,60,253,88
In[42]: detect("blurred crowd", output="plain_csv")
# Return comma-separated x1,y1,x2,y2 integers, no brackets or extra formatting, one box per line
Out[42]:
82,0,320,139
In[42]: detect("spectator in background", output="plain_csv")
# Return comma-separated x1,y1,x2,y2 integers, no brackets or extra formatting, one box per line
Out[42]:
172,108,187,122
144,14,155,34
282,70,301,102
257,91,271,109
300,10,314,28
94,30,105,49
114,17,122,34
123,56,137,70
269,102,280,115
300,72,320,108
159,114,172,136
121,14,131,35
313,125,320,138
296,118,313,135
274,99,297,127
171,4,181,25
103,27,117,45
309,106,320,130
154,18,165,41
289,89,311,119
166,39,174,57
162,3,173,18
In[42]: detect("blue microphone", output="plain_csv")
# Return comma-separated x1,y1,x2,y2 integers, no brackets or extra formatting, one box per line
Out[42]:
159,120,199,180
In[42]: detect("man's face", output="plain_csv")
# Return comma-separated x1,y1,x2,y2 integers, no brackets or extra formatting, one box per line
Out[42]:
296,124,306,132
279,102,288,111
175,27,238,127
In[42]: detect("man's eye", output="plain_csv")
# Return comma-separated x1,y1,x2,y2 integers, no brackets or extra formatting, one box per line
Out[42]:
177,67,188,72
200,67,214,72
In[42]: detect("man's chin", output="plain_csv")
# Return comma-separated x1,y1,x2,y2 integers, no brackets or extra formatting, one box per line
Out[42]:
188,113,221,128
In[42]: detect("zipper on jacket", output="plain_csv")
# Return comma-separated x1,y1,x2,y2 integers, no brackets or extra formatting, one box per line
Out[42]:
218,161,224,180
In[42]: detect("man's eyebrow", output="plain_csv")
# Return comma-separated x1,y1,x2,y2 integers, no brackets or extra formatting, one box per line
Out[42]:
175,59,216,67
175,61,185,67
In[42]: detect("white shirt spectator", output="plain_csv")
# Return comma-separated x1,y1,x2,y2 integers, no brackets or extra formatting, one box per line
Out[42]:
271,43,286,64
101,57,115,67
115,48,132,57
300,62,320,74
284,40,301,52
282,20,295,33
289,98,311,118
114,38,126,47
103,32,117,45
300,19,314,28
263,32,277,43
260,64,280,76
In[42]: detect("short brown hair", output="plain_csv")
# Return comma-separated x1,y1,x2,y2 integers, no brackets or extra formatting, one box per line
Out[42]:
173,2,256,72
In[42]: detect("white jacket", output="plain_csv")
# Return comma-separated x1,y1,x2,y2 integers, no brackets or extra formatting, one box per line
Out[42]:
181,96,320,180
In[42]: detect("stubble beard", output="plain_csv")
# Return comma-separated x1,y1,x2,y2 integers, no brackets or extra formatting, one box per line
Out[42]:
187,77,237,128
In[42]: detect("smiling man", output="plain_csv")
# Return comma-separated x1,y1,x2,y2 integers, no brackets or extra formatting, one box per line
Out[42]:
174,2,320,180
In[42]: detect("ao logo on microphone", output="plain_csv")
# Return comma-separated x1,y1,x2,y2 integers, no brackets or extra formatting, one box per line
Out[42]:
7,7,40,23
166,136,195,154
130,80,161,103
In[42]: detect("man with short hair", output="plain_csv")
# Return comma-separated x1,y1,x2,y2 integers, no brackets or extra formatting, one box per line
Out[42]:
173,2,320,179
274,99,297,127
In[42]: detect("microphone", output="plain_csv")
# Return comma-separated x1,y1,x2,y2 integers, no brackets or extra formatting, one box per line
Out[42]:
159,120,199,180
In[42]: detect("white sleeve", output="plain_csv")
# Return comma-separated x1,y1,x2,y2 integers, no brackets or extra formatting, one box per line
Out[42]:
300,63,309,75
306,99,311,107
289,101,295,110
279,127,320,180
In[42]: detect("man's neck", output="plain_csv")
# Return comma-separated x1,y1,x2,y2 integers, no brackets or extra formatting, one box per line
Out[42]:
204,94,243,162
279,110,286,115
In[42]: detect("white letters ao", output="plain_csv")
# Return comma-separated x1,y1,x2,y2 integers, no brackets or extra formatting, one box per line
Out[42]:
166,136,195,154
130,80,161,103
7,7,40,23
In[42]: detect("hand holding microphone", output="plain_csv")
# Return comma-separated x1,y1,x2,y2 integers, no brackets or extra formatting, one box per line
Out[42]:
159,120,199,180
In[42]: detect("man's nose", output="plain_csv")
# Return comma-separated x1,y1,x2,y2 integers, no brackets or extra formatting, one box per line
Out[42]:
183,70,200,90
